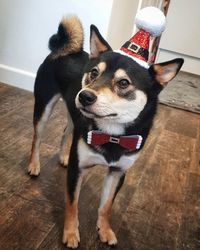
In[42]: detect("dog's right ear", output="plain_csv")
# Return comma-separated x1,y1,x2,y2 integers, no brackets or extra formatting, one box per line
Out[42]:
90,25,112,58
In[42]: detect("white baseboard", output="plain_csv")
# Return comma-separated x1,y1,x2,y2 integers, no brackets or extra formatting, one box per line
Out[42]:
0,64,36,92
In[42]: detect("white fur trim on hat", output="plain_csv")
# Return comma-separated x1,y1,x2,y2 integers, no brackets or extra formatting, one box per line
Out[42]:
135,6,166,37
114,50,149,69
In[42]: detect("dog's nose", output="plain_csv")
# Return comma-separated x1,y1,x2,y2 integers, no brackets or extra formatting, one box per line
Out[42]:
78,90,97,106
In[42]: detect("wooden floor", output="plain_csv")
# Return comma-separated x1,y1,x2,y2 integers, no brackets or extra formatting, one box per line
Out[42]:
0,83,200,250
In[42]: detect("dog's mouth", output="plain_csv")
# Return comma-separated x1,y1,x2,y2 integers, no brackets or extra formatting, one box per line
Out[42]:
80,108,117,118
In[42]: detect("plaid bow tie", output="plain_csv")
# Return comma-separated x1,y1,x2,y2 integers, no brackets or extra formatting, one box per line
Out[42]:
87,130,143,150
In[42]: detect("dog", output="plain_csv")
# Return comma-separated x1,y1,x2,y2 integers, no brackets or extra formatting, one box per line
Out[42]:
28,16,183,248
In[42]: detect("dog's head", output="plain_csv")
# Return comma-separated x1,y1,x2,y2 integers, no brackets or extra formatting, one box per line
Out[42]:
76,25,183,128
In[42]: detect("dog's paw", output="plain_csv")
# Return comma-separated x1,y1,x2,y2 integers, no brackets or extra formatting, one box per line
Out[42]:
97,227,117,246
28,162,40,176
62,229,80,249
59,153,69,167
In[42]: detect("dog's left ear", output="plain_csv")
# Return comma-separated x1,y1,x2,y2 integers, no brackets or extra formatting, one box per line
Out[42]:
90,25,112,58
149,58,184,86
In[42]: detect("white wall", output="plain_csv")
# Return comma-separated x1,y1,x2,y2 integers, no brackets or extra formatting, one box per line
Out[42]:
107,0,140,50
106,0,164,50
0,0,113,91
157,0,200,75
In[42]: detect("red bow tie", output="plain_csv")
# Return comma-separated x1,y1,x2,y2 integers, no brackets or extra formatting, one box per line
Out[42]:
87,130,143,150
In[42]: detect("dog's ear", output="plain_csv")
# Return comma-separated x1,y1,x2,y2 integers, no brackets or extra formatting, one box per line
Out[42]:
149,58,184,86
90,25,112,58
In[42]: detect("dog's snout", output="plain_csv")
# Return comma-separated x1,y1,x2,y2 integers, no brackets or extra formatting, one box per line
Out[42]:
78,90,97,106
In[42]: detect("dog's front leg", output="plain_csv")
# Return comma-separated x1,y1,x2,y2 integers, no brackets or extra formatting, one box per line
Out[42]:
97,169,125,245
62,153,84,249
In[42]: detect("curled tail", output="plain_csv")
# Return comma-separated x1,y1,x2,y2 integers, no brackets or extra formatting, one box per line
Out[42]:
49,16,84,59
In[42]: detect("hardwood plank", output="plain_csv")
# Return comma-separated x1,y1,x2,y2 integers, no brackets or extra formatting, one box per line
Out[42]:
177,173,200,250
190,119,200,175
37,225,66,250
7,97,34,121
165,107,200,139
0,135,57,201
0,84,200,250
0,115,32,150
0,194,55,250
0,135,56,165
117,130,195,250
0,82,11,95
0,85,32,118
18,155,66,207
0,157,30,200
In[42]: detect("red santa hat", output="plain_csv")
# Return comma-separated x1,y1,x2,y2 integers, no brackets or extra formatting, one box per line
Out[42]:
116,7,166,68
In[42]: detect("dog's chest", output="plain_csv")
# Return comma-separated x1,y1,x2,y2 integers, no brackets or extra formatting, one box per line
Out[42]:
78,138,139,170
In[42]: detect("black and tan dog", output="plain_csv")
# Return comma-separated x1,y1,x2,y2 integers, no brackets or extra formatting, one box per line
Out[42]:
28,16,183,248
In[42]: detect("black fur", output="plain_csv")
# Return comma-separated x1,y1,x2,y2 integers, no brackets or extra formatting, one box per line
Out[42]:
32,42,183,199
49,23,69,52
113,172,126,201
30,18,183,247
90,25,112,52
76,52,161,163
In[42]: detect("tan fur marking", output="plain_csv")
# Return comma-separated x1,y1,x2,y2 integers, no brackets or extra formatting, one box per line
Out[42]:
63,175,83,248
28,126,40,176
114,69,131,83
96,87,123,102
82,63,106,87
81,73,88,87
113,69,135,93
51,16,83,59
97,62,106,73
96,87,112,95
97,176,119,245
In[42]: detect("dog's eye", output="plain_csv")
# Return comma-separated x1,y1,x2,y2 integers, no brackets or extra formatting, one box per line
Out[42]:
117,79,130,89
90,68,99,80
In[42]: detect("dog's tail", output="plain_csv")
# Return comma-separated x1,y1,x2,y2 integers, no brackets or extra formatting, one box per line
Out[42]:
49,16,84,59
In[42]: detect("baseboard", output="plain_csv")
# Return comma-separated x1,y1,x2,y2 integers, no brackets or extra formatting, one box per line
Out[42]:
0,64,36,92
156,49,200,76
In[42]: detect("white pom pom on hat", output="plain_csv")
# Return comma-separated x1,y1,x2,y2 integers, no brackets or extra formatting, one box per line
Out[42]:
116,6,166,68
135,6,166,37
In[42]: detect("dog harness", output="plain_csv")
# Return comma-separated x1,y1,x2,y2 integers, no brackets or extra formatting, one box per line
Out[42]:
87,130,143,150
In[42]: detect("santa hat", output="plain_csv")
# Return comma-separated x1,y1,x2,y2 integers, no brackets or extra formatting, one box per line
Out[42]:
116,7,166,68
